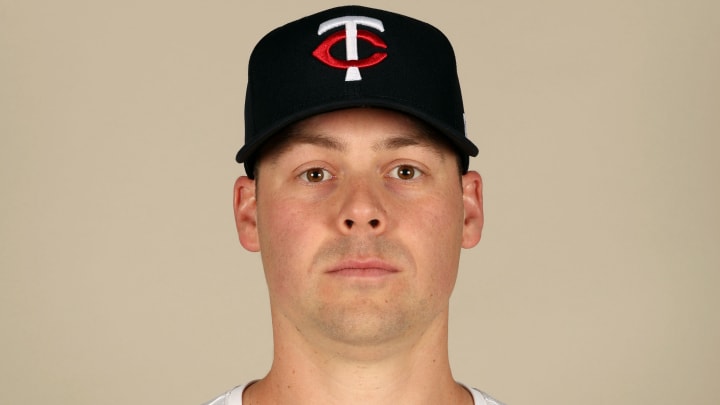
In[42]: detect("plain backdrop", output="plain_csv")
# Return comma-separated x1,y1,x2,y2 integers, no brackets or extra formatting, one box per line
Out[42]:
1,1,719,404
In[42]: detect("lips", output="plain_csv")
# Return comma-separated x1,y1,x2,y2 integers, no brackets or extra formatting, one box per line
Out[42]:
326,259,399,277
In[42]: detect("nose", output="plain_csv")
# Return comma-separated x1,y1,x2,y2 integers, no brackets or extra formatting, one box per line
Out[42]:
337,179,386,234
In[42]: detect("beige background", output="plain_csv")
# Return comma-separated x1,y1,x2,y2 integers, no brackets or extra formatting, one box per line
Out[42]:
2,0,719,404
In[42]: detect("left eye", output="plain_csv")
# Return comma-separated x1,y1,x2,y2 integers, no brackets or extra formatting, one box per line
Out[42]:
300,167,332,183
389,165,421,180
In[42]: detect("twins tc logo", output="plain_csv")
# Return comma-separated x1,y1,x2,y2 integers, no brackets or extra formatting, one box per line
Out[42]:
312,16,387,81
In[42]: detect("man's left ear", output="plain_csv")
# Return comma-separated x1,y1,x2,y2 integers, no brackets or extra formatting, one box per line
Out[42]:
461,171,484,248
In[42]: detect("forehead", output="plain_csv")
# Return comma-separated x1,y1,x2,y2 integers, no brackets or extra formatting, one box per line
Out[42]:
256,108,455,165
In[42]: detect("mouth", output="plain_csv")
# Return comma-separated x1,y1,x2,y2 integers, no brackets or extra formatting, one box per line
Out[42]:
326,258,400,278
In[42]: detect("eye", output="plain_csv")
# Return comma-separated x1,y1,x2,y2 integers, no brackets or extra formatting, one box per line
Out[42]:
300,167,332,183
389,164,422,180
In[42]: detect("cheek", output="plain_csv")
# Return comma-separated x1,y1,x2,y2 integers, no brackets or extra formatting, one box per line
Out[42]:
405,195,464,288
414,189,464,243
256,199,316,292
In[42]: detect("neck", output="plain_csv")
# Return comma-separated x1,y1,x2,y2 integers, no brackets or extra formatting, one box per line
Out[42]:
245,310,472,405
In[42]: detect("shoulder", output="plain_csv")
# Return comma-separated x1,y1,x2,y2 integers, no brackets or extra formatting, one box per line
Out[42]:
469,387,507,405
201,384,246,405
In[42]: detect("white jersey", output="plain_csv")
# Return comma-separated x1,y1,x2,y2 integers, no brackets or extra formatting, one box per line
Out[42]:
203,383,505,405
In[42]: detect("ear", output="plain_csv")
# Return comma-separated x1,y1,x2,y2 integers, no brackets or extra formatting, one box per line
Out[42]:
460,171,484,248
233,176,260,252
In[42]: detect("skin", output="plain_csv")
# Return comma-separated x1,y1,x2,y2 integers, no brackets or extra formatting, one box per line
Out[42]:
233,108,484,405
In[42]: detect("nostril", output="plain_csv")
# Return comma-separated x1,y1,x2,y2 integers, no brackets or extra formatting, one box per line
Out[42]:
368,219,380,228
344,219,354,228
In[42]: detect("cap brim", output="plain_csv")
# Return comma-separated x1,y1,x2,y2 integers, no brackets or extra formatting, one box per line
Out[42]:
236,99,478,174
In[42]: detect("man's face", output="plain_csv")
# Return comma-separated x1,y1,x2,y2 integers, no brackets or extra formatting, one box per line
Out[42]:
235,108,483,348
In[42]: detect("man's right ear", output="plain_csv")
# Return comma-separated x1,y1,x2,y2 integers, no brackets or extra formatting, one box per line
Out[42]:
233,176,260,252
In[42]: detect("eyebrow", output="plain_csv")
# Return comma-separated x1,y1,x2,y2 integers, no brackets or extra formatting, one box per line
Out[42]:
268,127,448,164
262,132,346,165
291,131,441,151
373,132,450,163
289,132,347,152
373,133,433,151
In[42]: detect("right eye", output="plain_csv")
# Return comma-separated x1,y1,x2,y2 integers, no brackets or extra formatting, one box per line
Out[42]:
300,167,332,183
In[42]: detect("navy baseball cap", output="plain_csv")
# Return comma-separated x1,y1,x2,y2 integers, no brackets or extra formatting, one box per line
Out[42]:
237,5,478,178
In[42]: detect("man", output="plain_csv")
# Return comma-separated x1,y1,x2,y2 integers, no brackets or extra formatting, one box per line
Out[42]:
205,5,504,405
